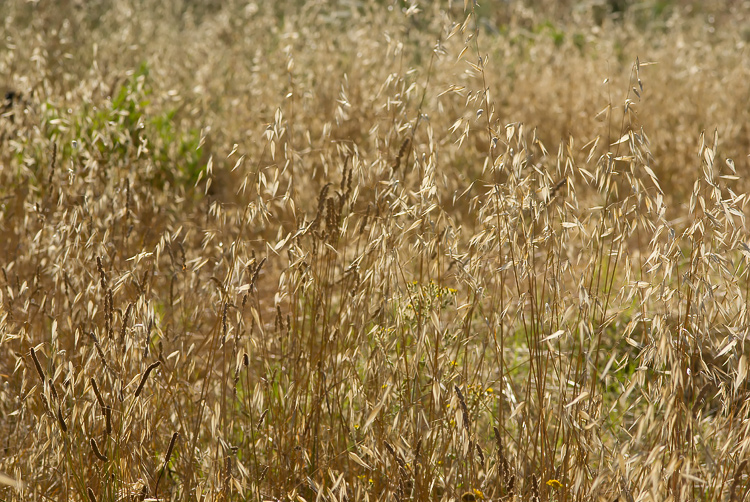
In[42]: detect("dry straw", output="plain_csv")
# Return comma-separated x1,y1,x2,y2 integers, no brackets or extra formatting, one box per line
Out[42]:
2,1,750,501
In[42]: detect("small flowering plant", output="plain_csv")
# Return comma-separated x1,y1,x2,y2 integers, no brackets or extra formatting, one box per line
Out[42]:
404,280,457,318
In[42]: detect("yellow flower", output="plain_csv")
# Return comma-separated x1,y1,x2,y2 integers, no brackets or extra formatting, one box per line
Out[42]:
546,479,563,489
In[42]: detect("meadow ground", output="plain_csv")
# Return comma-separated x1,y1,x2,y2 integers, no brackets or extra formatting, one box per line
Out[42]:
2,1,750,501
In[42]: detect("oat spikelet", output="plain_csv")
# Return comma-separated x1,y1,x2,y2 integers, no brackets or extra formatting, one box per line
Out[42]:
87,487,97,502
134,361,160,397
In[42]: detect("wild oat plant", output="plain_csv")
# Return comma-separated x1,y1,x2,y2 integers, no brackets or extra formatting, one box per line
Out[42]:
1,1,750,501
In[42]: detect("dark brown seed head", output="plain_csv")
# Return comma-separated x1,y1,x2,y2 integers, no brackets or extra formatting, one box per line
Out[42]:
163,432,179,469
134,361,161,397
48,379,58,401
105,406,112,435
97,256,107,289
91,377,106,410
30,347,45,382
90,438,108,462
120,302,133,344
57,405,67,433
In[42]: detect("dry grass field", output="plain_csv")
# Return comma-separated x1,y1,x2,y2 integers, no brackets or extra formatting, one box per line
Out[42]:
2,0,750,500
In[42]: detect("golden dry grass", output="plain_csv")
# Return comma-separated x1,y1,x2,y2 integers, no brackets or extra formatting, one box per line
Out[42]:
2,1,750,501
